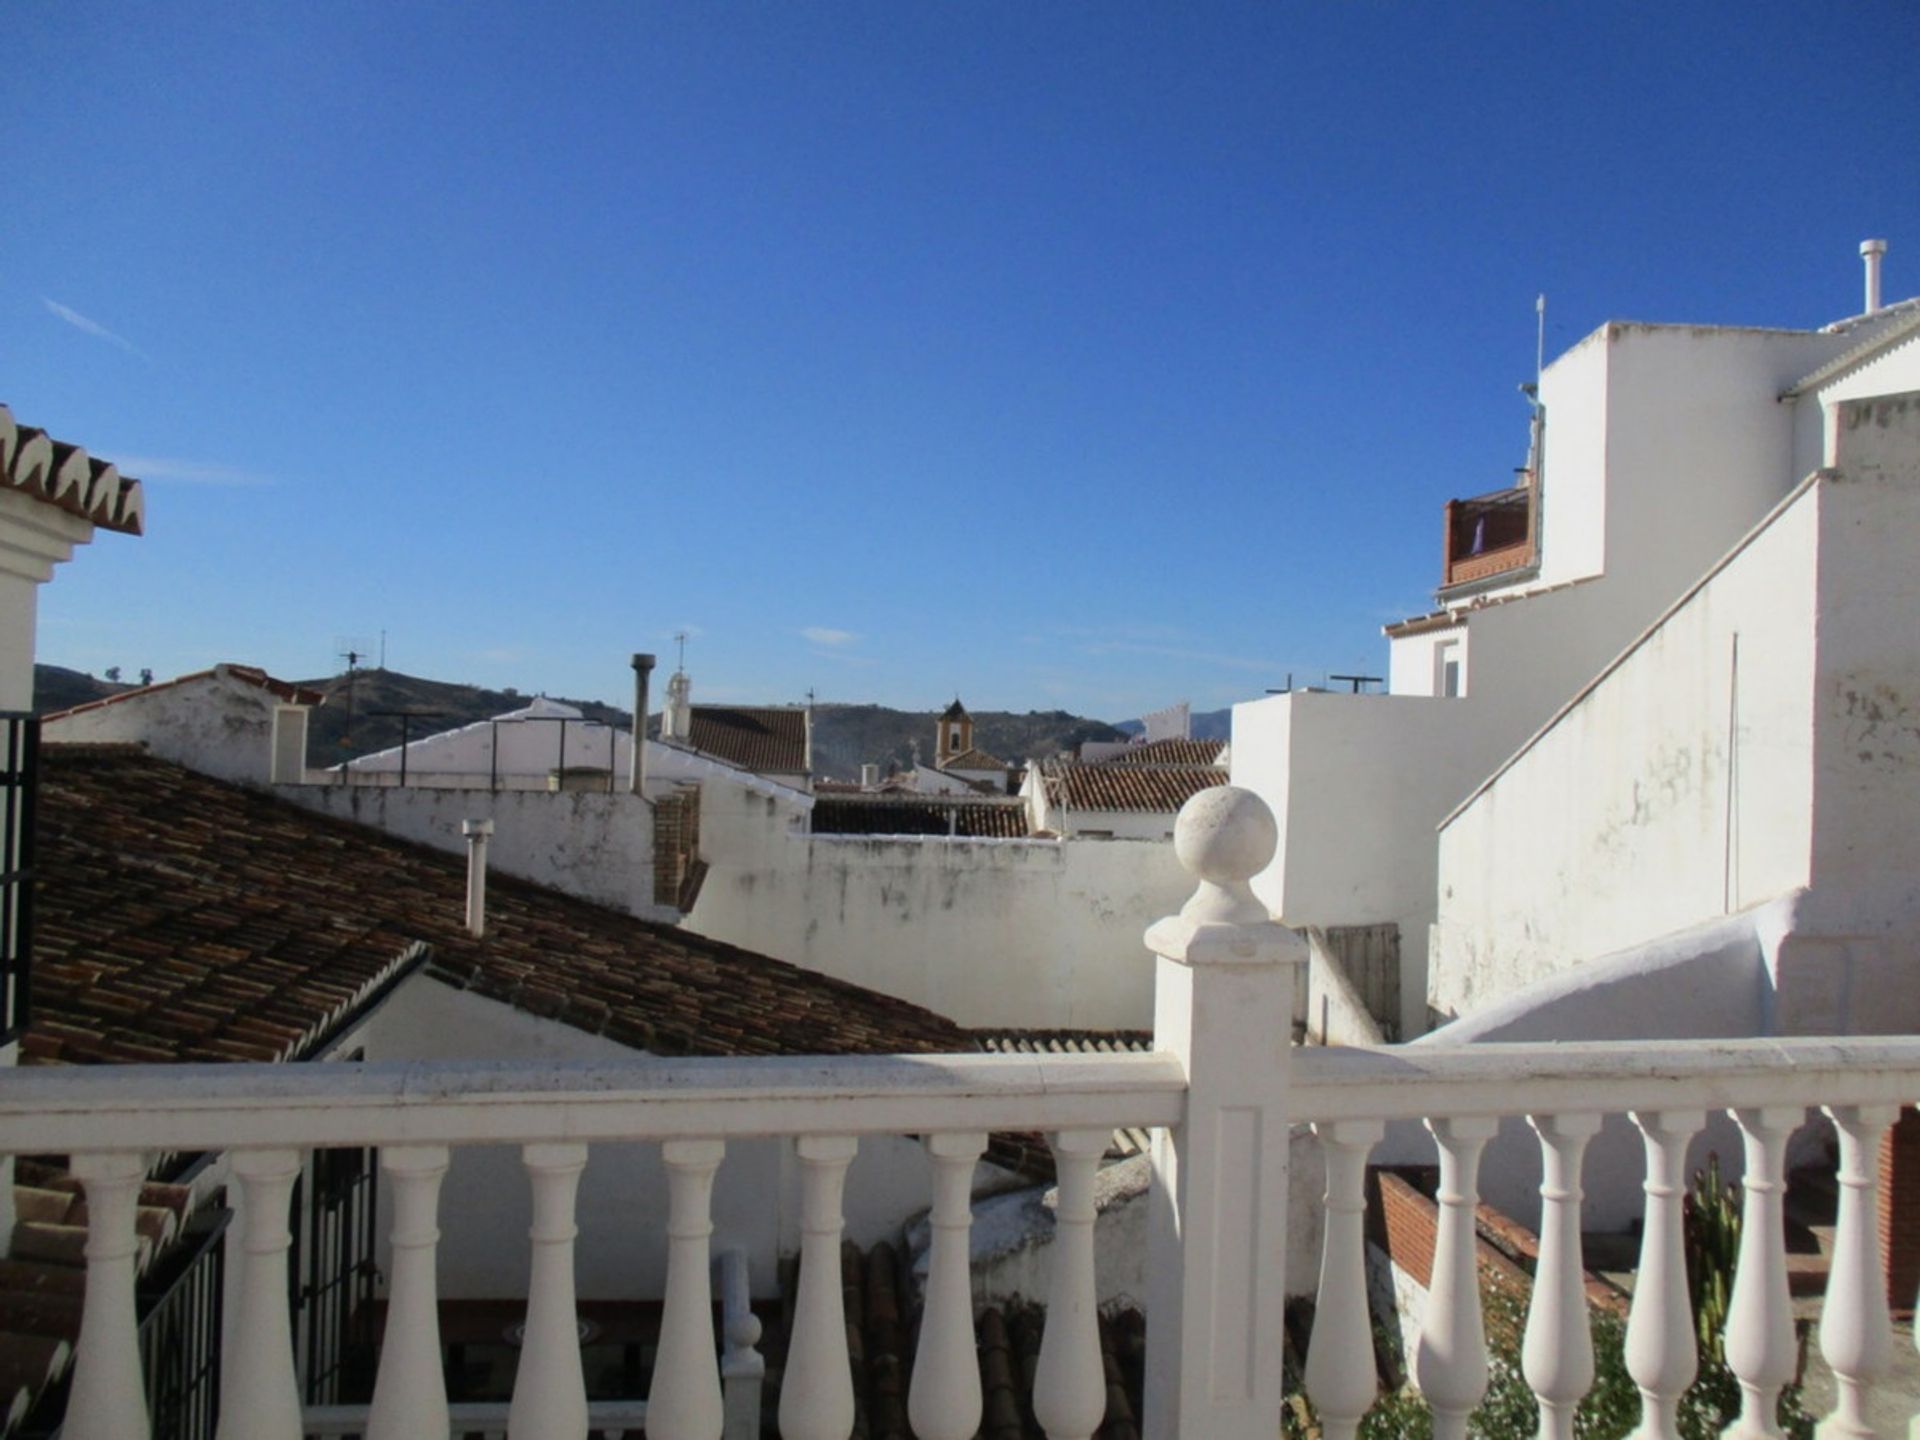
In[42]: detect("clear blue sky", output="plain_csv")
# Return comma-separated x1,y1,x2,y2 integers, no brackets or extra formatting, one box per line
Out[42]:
7,2,1917,720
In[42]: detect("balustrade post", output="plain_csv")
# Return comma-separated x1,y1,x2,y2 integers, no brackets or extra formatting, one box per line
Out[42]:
1142,786,1303,1440
1524,1112,1601,1440
1723,1106,1803,1440
1819,1105,1898,1438
367,1145,451,1440
65,1151,151,1440
1413,1115,1497,1440
908,1131,988,1440
508,1142,590,1440
217,1148,305,1440
648,1138,727,1440
1304,1120,1384,1440
1034,1128,1111,1440
778,1134,857,1440
1626,1110,1703,1440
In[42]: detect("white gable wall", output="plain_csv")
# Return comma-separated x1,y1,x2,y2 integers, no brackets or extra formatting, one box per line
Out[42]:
46,670,297,788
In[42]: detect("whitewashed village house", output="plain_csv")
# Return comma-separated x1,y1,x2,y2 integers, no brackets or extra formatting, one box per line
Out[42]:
11,231,1920,1440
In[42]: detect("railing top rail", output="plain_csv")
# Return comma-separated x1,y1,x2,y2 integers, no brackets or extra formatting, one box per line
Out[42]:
0,1050,1188,1155
1292,1035,1920,1122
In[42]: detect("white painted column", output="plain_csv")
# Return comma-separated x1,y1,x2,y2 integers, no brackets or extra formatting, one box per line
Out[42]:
217,1148,304,1440
1722,1106,1802,1440
908,1131,987,1440
65,1151,151,1440
366,1145,451,1440
1034,1129,1110,1440
1818,1105,1897,1438
1142,786,1303,1440
1304,1120,1384,1440
1625,1109,1703,1440
778,1134,856,1440
648,1139,726,1440
507,1142,589,1440
1523,1113,1601,1439
717,1245,765,1440
1413,1116,1497,1440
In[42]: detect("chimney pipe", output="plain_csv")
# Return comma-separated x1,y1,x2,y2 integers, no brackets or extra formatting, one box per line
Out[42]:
462,818,494,938
1862,238,1888,314
630,653,655,796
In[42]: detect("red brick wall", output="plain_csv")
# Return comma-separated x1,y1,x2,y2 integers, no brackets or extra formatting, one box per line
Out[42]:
1880,1106,1920,1311
651,785,701,909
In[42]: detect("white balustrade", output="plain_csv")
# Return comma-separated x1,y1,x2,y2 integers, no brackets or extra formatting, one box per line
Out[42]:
1818,1104,1898,1438
64,1151,151,1440
648,1139,727,1440
220,1148,306,1440
1413,1115,1496,1440
908,1130,988,1440
1523,1112,1600,1439
717,1245,765,1440
1625,1109,1703,1440
1033,1128,1111,1440
508,1142,590,1440
366,1145,451,1440
1722,1106,1802,1440
1304,1120,1383,1440
778,1134,857,1440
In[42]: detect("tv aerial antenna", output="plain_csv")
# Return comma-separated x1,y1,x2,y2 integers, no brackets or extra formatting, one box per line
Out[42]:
334,635,373,748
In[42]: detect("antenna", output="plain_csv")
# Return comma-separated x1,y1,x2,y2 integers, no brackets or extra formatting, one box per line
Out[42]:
674,631,688,672
1535,293,1547,390
379,628,387,671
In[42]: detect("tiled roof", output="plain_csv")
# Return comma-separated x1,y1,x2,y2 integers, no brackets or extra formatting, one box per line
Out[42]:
1095,739,1224,767
0,405,144,536
940,747,1008,772
811,797,1031,839
941,699,970,721
684,705,809,775
1042,759,1228,814
41,663,324,723
32,746,975,1064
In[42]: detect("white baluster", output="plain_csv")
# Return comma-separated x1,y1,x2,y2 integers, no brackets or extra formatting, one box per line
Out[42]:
1304,1120,1384,1440
508,1142,590,1440
217,1148,304,1440
1524,1113,1601,1440
1625,1110,1703,1440
1413,1116,1497,1440
367,1146,451,1440
1033,1128,1109,1440
65,1151,151,1440
908,1131,987,1440
1819,1105,1898,1438
1723,1106,1802,1440
648,1139,726,1440
778,1134,856,1440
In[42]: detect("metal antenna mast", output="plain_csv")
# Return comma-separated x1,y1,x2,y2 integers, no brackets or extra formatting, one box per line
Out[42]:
674,631,688,672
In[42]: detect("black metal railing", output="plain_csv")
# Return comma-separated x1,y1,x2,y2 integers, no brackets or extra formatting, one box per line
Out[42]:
140,1208,231,1440
295,1145,381,1407
0,711,40,1044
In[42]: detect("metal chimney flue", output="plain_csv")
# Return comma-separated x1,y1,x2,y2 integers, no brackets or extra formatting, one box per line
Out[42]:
462,818,494,938
1862,238,1888,314
630,653,655,796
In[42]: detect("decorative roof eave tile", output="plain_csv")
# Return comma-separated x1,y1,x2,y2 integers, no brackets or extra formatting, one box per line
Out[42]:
0,406,144,536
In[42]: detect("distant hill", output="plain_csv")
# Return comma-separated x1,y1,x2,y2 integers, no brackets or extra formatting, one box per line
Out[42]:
32,665,134,715
295,669,629,763
809,705,1128,782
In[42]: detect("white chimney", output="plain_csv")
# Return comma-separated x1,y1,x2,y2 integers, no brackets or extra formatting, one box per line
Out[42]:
860,762,879,790
1862,238,1888,314
269,705,309,785
462,818,494,938
664,670,693,740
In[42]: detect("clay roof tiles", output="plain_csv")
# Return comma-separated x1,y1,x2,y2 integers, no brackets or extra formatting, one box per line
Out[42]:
810,797,1030,839
1042,759,1228,814
682,705,809,775
0,406,144,537
1095,738,1224,767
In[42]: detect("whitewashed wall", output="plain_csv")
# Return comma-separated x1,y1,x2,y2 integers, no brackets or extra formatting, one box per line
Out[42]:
46,669,292,787
0,489,96,710
686,779,1185,1028
1803,323,1920,473
280,781,675,922
1230,692,1516,1038
1430,468,1824,1019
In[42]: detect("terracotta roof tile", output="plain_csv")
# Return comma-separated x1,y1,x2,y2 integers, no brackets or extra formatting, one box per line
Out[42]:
0,406,144,536
36,745,974,1064
1041,759,1228,814
940,747,1008,772
1095,738,1224,767
810,797,1030,839
681,705,809,775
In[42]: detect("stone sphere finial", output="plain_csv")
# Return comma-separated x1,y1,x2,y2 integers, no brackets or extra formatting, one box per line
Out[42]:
1173,785,1277,887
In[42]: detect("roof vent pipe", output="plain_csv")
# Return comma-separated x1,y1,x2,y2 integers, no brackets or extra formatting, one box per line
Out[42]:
1862,238,1888,314
462,818,494,938
630,654,655,796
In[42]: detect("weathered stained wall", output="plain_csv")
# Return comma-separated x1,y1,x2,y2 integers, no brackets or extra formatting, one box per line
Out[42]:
47,669,290,787
684,778,1186,1028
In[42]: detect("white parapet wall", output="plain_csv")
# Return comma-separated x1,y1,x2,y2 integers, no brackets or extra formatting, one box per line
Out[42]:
682,779,1186,1029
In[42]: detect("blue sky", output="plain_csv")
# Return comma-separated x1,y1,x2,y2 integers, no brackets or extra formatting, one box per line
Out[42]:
6,3,1917,719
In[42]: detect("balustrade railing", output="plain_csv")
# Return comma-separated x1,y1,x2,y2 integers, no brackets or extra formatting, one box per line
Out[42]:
7,785,1919,1440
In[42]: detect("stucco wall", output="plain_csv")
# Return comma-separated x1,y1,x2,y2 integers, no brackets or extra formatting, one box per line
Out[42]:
47,671,290,788
1431,474,1823,1019
1231,692,1517,1038
0,573,37,712
685,779,1185,1028
280,780,674,922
